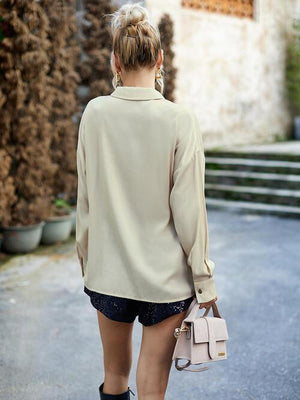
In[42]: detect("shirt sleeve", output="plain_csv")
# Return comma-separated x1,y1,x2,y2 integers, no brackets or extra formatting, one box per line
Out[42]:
75,107,89,277
169,107,217,304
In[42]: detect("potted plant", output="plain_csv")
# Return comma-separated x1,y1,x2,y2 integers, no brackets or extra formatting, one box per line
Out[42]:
0,4,57,254
0,147,50,254
38,0,81,237
286,18,300,139
40,194,73,245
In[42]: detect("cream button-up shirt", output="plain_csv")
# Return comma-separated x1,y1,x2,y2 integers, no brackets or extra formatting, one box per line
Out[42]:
75,85,217,303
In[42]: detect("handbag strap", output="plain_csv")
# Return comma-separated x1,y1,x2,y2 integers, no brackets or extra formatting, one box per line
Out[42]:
175,359,210,372
185,299,222,322
204,302,222,318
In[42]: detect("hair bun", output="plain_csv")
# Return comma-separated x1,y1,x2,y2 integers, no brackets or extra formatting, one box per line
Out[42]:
113,2,150,30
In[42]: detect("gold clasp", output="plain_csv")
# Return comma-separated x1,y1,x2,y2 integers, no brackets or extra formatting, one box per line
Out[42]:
174,326,190,338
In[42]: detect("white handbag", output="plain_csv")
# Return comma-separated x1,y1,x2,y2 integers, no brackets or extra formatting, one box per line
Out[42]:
172,297,229,372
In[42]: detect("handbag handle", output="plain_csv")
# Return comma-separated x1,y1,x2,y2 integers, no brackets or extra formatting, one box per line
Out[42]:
202,302,221,318
184,297,222,322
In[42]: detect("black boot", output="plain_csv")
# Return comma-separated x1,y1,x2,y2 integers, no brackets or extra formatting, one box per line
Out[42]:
99,382,135,400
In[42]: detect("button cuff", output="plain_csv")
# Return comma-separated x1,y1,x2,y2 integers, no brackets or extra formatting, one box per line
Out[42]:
194,276,217,303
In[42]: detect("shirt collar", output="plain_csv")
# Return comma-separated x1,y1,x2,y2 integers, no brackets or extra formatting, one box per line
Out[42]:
110,86,164,101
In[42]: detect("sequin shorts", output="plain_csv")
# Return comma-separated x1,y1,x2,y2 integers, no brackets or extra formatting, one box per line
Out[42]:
84,286,195,326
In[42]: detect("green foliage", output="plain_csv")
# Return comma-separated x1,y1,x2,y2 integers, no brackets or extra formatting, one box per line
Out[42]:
273,133,287,142
286,19,300,116
54,198,71,210
54,192,71,209
53,195,71,216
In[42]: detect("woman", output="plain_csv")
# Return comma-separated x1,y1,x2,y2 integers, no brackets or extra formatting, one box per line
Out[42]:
76,3,218,400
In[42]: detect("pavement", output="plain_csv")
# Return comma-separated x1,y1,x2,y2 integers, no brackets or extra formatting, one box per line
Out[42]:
0,208,299,400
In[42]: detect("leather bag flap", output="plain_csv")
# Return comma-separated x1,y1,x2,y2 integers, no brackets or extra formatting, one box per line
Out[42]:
193,317,229,343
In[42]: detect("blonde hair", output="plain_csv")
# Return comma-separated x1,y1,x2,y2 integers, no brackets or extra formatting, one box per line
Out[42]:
106,2,164,93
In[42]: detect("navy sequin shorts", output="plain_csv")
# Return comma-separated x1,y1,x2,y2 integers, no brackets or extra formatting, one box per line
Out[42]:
84,286,195,326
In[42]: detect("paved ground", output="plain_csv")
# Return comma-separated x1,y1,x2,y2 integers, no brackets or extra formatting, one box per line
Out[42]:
0,208,299,400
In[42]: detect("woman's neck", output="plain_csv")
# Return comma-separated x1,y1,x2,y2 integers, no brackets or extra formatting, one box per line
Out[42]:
120,68,156,89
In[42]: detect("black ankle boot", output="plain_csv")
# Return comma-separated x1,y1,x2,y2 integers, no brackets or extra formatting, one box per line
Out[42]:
99,382,135,399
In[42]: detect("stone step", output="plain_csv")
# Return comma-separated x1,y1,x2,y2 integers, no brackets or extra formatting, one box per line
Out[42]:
205,150,300,162
205,157,300,174
205,183,300,207
205,170,300,190
206,198,300,218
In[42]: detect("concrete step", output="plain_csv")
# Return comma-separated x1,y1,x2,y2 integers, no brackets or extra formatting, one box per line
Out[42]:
205,157,300,174
205,149,300,162
205,170,300,190
204,147,300,217
206,198,300,218
205,183,300,207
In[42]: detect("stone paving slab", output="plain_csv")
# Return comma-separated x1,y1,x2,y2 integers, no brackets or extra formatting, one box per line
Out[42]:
0,209,299,400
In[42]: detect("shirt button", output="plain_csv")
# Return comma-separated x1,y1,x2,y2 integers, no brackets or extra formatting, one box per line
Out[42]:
198,288,202,294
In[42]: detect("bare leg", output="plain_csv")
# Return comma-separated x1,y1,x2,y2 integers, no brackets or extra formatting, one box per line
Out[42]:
136,310,189,400
97,310,134,395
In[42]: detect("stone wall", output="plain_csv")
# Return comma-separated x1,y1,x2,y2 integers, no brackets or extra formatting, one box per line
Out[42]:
146,0,297,148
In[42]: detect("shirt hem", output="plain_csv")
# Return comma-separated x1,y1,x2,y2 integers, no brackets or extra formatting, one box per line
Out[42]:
83,282,196,303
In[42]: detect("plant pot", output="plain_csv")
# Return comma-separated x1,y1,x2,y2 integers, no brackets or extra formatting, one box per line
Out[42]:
294,116,300,140
70,206,76,235
41,214,73,245
2,221,45,254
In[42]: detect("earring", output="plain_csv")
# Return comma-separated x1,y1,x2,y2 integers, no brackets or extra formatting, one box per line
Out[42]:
114,71,122,87
155,67,162,80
